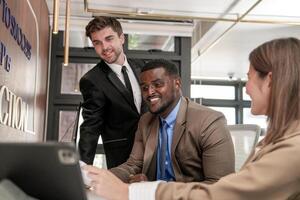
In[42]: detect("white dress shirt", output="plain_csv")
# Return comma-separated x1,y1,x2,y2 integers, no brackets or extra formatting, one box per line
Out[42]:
129,181,161,200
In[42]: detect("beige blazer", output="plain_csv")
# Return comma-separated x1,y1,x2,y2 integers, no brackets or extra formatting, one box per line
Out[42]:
156,122,300,200
110,97,235,183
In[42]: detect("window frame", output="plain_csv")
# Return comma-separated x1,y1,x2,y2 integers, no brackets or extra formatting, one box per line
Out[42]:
190,79,251,124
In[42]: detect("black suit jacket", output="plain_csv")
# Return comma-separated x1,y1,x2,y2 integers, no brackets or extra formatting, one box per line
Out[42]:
79,59,146,168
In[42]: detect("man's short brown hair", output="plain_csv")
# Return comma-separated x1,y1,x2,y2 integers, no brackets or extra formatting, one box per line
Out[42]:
85,16,123,38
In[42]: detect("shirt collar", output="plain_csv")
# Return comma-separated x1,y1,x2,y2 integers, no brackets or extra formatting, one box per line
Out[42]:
105,55,129,74
160,97,182,126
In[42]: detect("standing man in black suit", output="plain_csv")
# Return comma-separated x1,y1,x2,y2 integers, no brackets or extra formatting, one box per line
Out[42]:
79,16,145,168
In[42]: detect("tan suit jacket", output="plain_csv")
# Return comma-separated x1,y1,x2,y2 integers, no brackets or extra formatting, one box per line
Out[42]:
156,121,300,200
110,97,235,183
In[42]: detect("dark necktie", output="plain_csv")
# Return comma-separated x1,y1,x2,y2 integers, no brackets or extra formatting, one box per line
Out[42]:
121,66,133,98
160,120,168,178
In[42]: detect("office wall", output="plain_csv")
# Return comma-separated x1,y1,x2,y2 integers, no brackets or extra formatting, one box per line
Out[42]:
0,0,49,142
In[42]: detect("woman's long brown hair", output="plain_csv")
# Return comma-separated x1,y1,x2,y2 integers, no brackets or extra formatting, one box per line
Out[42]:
249,38,300,145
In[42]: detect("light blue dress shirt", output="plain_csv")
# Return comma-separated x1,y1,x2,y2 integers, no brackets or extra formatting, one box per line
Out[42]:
156,98,181,181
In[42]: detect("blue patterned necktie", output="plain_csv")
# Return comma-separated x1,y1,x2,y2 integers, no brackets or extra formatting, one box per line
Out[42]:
160,120,168,178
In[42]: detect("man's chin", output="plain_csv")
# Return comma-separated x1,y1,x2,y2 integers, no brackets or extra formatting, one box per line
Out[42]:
149,106,165,115
149,108,160,115
103,59,115,64
101,56,116,64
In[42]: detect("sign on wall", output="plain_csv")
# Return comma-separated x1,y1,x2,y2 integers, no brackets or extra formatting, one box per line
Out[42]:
0,0,39,135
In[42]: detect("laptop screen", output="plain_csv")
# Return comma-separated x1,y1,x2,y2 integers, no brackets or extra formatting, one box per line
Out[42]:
0,142,88,200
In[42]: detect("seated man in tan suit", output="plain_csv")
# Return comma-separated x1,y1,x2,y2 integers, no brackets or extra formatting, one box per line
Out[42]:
84,38,300,200
85,59,234,184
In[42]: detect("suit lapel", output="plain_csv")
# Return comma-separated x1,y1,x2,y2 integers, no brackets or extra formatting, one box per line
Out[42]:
127,59,142,113
143,117,159,177
128,59,141,82
243,128,300,168
100,61,138,112
171,97,188,176
143,98,188,179
128,59,148,114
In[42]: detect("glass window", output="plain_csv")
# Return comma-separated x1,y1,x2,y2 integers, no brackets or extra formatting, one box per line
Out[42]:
68,31,93,48
243,108,267,128
59,110,106,168
242,87,251,101
93,154,107,169
191,85,235,100
209,107,236,125
59,110,103,144
59,111,77,142
61,63,95,94
128,34,175,52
